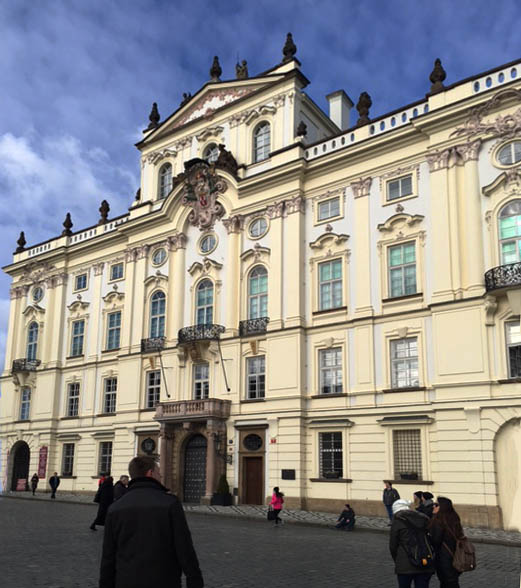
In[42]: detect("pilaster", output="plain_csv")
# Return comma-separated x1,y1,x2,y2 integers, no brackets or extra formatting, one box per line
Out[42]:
168,233,187,339
223,216,242,335
267,202,284,330
284,195,305,327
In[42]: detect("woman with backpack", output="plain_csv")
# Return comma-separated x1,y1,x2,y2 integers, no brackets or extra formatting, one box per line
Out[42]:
270,486,284,526
428,497,464,588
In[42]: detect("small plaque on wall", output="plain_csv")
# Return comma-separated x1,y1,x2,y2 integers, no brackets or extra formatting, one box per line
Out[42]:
281,469,295,480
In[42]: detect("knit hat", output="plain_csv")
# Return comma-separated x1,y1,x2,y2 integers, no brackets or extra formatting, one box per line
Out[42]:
392,499,411,515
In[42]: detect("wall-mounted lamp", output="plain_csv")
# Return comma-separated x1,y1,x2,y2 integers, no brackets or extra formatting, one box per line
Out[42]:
213,432,232,465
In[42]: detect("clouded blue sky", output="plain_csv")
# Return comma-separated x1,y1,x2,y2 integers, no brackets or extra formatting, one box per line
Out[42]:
0,0,519,362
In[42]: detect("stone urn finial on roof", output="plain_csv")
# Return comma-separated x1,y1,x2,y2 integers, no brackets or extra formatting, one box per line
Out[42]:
356,92,372,127
62,212,73,236
147,102,160,130
210,56,222,82
296,121,307,138
282,32,297,63
99,200,110,224
16,231,26,253
236,60,249,79
429,58,446,94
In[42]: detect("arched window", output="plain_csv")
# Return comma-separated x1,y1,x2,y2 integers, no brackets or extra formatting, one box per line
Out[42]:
499,200,521,264
196,280,214,325
158,163,173,199
253,122,270,163
150,291,166,338
26,322,38,361
248,266,268,319
203,143,219,164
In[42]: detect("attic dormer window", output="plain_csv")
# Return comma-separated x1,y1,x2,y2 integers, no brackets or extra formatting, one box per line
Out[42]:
253,122,270,163
158,163,173,199
204,144,219,164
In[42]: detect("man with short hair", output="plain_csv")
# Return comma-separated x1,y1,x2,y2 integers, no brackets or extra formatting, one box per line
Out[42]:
49,472,60,499
99,456,204,588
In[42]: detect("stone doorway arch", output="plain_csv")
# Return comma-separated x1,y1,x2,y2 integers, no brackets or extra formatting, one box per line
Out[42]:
10,441,30,491
495,418,521,531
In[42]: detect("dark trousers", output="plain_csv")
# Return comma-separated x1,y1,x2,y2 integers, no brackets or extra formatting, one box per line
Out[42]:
50,488,57,498
437,574,460,588
397,573,432,588
273,509,282,524
385,504,394,520
335,519,355,530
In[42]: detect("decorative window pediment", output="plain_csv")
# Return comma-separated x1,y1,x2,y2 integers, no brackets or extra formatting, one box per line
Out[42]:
67,298,89,312
245,106,276,126
188,257,223,278
377,213,424,234
102,290,125,305
241,245,271,263
144,272,168,288
483,169,521,197
196,126,224,142
22,304,45,318
309,232,349,251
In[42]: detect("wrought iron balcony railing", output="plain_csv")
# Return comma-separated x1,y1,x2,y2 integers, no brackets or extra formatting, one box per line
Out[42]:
155,398,231,422
141,337,166,353
12,358,41,373
485,262,521,292
239,317,270,337
178,324,225,344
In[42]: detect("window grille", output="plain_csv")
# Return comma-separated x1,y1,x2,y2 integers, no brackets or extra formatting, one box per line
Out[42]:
319,348,343,394
62,443,75,476
99,441,113,476
146,370,161,408
393,429,422,480
193,363,209,399
319,432,343,478
67,382,80,417
103,378,117,413
247,356,265,399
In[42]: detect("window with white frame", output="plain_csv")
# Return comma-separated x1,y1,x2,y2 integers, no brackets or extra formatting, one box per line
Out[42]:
146,370,161,408
253,122,270,163
390,337,419,388
150,291,166,338
70,319,85,356
193,363,209,399
98,441,113,475
106,311,121,350
319,348,343,394
26,322,38,361
497,141,521,166
248,217,268,239
204,143,219,164
196,280,213,325
319,432,343,478
317,197,340,221
199,233,217,254
67,382,80,417
393,429,423,480
248,266,268,319
499,200,521,264
110,262,124,281
388,242,416,298
158,163,173,199
74,273,87,291
151,248,167,266
387,175,413,201
103,377,117,413
20,387,31,421
247,356,265,399
318,259,342,310
506,320,521,378
62,443,75,476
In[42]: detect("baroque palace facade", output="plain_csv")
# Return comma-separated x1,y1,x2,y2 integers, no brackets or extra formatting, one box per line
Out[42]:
2,36,521,530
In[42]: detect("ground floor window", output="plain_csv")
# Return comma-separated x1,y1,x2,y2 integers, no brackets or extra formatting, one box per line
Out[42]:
319,432,343,478
393,429,422,481
62,443,75,476
98,441,113,476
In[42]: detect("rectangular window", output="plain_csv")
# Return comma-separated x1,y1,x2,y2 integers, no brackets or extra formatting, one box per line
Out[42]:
393,429,422,480
388,242,416,298
506,321,521,378
20,387,31,421
70,319,85,357
390,337,419,388
193,363,209,400
318,259,342,310
146,370,161,408
98,441,113,476
62,443,75,476
106,311,121,350
247,356,265,399
74,273,87,291
67,382,80,417
319,432,343,478
103,377,117,414
317,197,340,221
387,175,413,201
319,348,343,394
110,263,124,281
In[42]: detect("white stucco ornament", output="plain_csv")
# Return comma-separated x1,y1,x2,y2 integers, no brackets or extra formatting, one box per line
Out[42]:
181,161,227,230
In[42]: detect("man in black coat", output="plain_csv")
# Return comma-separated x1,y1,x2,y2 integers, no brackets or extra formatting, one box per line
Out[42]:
49,472,60,499
99,456,203,588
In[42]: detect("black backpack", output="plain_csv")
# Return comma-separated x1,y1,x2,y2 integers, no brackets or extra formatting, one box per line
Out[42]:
403,519,435,569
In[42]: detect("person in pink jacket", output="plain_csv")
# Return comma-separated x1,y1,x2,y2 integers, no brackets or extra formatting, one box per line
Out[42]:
270,486,284,525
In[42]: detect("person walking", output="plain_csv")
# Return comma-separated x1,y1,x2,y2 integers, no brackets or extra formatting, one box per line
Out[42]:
113,475,129,501
270,486,284,526
428,497,464,588
335,503,356,531
90,476,114,531
383,481,400,524
30,473,39,496
389,499,434,588
99,456,203,588
48,472,60,499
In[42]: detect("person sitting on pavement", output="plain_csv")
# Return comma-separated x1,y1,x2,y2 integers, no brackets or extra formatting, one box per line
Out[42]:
335,503,355,530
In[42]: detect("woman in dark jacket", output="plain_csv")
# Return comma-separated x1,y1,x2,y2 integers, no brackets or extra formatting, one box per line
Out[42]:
90,476,114,530
428,496,463,588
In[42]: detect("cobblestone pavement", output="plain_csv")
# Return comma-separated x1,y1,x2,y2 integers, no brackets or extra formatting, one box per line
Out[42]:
6,490,521,546
1,496,520,588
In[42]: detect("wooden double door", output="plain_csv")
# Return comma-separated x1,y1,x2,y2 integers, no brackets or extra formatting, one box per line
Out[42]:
243,456,264,505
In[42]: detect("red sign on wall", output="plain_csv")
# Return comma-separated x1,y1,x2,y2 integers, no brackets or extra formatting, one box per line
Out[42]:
38,446,48,479
16,478,27,491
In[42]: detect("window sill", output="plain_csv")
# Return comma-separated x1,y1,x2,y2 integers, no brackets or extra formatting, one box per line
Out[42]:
311,393,347,399
315,214,344,226
313,306,347,316
388,479,434,485
60,416,80,420
60,475,77,479
96,413,116,417
382,293,423,303
382,193,417,207
309,478,352,483
13,420,30,424
497,378,521,384
140,407,156,412
102,348,120,354
382,386,426,393
240,398,266,403
66,355,84,360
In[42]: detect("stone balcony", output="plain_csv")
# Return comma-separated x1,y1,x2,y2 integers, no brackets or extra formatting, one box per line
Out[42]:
154,398,231,423
12,359,41,373
485,262,521,292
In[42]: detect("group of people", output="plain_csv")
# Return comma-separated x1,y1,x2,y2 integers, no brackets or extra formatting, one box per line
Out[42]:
29,472,61,498
90,474,130,530
385,482,468,588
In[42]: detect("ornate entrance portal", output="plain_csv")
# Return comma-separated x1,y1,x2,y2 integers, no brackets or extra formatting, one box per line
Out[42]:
11,441,30,491
183,434,207,503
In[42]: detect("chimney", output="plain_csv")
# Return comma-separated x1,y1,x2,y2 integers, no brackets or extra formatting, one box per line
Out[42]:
326,90,354,131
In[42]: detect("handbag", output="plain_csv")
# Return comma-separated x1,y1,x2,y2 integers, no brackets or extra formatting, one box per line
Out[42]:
442,527,476,573
267,506,277,521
